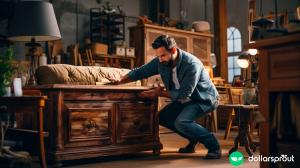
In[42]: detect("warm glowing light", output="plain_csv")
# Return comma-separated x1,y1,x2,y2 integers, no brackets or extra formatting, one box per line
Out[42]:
248,49,258,56
237,59,249,68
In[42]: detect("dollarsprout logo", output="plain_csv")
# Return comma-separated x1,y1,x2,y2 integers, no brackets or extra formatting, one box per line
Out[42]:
229,151,244,166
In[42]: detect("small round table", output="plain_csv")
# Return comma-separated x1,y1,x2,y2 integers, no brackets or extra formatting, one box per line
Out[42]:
225,104,259,156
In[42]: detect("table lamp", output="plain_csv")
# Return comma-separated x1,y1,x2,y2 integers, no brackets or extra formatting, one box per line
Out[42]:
7,1,61,86
237,52,250,69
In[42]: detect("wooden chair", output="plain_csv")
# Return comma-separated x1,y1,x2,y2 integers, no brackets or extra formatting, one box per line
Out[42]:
204,66,218,133
223,88,243,139
85,48,95,66
67,44,83,66
48,40,64,64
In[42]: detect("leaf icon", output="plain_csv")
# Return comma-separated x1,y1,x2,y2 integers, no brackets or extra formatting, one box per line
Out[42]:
231,157,238,161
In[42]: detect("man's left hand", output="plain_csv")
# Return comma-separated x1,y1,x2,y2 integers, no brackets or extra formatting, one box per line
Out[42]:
139,86,162,99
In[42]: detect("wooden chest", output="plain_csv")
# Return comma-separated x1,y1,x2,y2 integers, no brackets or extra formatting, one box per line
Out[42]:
35,84,162,166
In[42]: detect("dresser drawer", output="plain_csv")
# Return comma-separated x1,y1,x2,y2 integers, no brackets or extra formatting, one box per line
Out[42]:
116,101,156,144
64,102,113,148
269,44,300,79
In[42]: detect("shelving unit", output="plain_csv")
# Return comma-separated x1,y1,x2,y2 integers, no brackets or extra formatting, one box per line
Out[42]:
129,24,213,86
90,8,125,54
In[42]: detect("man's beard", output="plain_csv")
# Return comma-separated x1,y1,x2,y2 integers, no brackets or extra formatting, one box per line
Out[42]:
160,60,172,66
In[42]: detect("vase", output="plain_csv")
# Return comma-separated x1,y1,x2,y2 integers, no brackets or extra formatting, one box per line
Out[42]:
4,87,11,96
13,78,23,96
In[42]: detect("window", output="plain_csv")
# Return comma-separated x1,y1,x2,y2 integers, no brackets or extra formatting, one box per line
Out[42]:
227,27,242,83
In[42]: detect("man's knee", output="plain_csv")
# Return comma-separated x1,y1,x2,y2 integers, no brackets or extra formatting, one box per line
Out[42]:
174,118,192,132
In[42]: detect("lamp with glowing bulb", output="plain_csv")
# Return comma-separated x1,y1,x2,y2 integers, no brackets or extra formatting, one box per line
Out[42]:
7,1,61,86
237,51,259,87
248,49,258,56
237,52,250,69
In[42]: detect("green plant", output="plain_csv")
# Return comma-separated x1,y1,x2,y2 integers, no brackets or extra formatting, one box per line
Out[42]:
0,47,16,96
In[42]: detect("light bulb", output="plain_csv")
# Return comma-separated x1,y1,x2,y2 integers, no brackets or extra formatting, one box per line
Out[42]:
248,49,258,56
237,59,249,68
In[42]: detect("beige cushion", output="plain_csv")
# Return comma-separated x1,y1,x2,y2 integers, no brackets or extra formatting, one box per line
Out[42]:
36,64,140,86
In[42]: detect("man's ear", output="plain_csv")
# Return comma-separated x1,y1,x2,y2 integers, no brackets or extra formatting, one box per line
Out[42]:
170,47,176,54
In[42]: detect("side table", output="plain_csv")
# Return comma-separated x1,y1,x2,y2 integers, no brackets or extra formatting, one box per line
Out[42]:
0,96,48,168
225,104,259,156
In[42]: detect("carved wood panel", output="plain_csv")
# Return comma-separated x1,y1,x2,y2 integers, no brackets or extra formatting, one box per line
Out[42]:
64,102,113,147
116,101,155,144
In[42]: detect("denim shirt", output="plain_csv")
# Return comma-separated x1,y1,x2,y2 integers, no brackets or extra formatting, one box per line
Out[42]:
128,49,219,112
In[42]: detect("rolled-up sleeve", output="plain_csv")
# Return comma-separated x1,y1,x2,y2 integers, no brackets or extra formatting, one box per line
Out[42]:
176,63,201,102
128,58,159,81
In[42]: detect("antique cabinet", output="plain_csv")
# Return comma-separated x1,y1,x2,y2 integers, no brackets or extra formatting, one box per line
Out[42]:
34,85,161,167
249,34,300,168
129,24,213,87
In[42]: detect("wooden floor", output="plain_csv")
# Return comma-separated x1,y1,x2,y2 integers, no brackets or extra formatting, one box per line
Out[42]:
38,129,259,168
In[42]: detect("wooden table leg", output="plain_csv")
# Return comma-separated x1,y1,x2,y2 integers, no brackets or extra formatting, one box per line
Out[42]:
115,58,120,68
38,99,47,168
130,59,134,69
104,57,109,67
228,108,256,156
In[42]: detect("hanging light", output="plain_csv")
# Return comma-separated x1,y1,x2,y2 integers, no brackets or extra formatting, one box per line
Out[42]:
252,0,274,28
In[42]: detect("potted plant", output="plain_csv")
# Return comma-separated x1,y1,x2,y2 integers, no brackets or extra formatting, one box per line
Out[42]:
0,47,16,96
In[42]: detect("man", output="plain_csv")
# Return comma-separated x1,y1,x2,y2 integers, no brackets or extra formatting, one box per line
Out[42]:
111,35,221,159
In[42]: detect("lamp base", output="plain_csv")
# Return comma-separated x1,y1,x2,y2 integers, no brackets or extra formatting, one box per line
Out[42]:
25,38,40,86
27,73,36,86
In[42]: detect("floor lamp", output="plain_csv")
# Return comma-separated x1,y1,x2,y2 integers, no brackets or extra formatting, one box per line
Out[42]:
8,1,61,86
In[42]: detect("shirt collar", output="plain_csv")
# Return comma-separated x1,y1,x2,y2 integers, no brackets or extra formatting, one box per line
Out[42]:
176,48,183,70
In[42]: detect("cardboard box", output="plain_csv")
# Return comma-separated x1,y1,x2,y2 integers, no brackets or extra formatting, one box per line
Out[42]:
92,43,108,55
126,47,135,57
116,46,126,56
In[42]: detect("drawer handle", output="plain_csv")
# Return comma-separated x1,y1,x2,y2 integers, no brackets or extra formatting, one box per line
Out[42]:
84,119,97,132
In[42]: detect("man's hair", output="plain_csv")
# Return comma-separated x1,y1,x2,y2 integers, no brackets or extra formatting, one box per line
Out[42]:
152,35,176,51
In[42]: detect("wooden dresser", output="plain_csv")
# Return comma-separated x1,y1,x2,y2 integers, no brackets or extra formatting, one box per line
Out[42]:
33,85,161,167
129,24,213,86
249,34,300,168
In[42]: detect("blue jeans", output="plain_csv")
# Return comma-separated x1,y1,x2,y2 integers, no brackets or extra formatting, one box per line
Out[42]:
159,101,220,151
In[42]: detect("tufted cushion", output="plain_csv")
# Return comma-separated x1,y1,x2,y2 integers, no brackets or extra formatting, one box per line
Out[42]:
36,64,140,86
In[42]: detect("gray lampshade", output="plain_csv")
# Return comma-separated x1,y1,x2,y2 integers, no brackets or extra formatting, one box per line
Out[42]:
7,1,61,42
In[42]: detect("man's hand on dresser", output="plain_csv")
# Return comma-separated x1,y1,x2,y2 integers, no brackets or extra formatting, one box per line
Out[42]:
105,74,132,85
106,79,121,85
139,85,163,99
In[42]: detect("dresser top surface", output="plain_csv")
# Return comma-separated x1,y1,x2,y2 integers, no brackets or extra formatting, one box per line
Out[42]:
248,33,300,49
31,84,152,91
